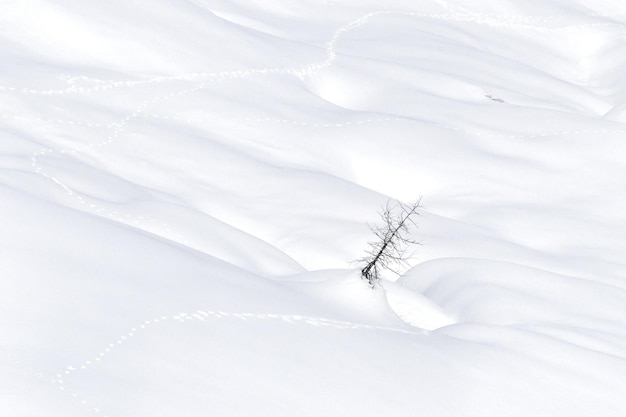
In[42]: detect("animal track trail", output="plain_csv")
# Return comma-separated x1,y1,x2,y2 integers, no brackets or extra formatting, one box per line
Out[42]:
11,4,626,268
52,309,425,417
28,75,246,246
17,11,379,249
23,10,388,247
15,4,625,255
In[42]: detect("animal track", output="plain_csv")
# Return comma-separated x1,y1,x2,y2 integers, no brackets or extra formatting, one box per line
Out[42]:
52,309,424,417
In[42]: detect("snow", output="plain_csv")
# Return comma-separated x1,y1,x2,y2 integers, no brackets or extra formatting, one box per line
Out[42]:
2,0,626,416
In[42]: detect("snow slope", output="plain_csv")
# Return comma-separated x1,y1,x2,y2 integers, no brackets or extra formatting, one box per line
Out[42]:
2,0,626,416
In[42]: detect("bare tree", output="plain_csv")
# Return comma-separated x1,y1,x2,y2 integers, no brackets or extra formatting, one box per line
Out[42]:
359,198,422,287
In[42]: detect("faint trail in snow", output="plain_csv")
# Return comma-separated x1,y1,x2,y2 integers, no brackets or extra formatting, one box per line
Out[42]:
52,310,424,417
140,111,626,141
28,74,259,245
7,108,626,147
0,7,620,95
25,9,395,247
16,10,368,246
13,2,626,251
0,113,122,129
0,7,621,93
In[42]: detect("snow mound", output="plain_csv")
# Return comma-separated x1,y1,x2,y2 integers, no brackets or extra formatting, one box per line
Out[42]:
383,281,455,330
401,258,626,329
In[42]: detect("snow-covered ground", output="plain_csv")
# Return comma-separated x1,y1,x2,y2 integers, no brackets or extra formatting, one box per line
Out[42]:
3,0,626,416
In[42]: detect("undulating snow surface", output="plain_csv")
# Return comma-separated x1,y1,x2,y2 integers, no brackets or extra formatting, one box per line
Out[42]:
3,0,626,416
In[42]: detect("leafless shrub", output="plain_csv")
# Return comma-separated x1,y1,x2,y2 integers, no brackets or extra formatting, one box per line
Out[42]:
359,198,422,287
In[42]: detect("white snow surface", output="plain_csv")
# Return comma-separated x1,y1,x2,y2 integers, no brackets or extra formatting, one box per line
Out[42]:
2,0,626,416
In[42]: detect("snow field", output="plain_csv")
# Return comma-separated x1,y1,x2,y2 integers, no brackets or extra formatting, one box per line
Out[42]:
2,0,626,416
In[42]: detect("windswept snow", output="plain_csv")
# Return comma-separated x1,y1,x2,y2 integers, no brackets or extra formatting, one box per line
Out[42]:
2,0,626,416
